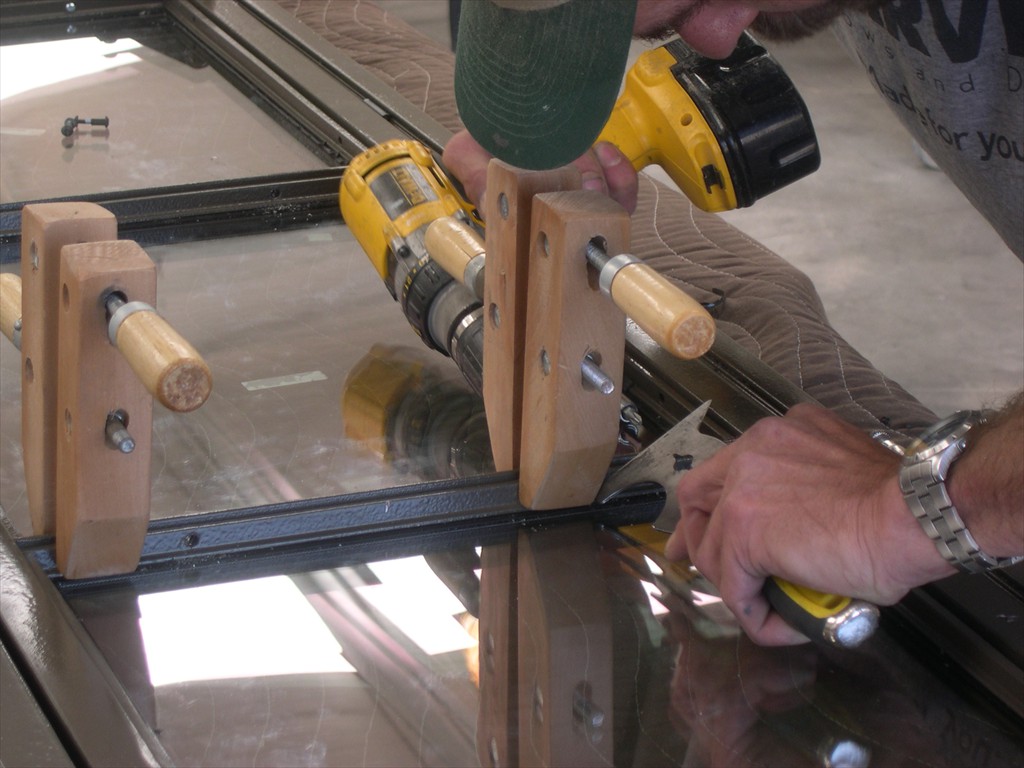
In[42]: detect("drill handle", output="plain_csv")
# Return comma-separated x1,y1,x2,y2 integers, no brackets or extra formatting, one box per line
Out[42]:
597,97,653,172
424,217,487,300
597,47,737,213
0,273,22,349
600,96,733,213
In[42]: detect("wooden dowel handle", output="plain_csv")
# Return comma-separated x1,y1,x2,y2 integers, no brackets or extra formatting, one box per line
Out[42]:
0,273,21,348
608,262,715,359
112,306,212,412
424,217,487,299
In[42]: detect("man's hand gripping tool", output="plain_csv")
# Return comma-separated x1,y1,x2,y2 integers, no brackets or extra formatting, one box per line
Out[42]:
598,402,880,649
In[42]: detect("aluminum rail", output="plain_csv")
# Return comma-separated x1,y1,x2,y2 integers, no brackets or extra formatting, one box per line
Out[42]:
0,521,174,767
18,473,663,596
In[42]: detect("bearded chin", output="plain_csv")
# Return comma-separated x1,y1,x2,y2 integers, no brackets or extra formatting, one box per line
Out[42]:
751,1,891,42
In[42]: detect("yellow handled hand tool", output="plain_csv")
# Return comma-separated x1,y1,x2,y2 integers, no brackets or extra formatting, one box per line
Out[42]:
597,402,880,649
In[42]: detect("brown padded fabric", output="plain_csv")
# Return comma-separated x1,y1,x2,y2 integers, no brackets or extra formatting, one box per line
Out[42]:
277,0,936,435
278,0,462,135
629,181,935,433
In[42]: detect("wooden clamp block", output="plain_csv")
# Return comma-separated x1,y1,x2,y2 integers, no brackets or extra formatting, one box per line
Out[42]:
483,161,581,472
12,205,210,577
57,240,155,578
21,202,117,535
518,192,629,510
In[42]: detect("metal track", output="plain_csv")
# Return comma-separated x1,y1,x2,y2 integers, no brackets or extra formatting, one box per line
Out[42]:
0,520,173,767
1,169,344,262
19,474,663,596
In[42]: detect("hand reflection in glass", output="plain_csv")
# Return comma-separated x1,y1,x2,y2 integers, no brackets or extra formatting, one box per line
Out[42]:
666,611,824,767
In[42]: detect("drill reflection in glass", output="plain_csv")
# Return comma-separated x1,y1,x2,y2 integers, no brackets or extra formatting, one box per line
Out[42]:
342,343,493,481
342,343,646,482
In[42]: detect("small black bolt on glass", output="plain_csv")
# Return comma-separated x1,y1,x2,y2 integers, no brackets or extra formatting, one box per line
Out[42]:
61,115,110,137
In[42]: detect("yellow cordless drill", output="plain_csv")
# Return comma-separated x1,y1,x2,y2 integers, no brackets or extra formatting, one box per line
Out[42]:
339,32,819,387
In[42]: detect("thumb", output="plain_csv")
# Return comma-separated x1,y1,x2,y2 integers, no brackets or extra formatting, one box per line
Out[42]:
593,141,639,214
442,130,493,211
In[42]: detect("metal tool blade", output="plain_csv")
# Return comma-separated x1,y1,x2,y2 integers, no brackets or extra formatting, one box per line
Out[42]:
597,401,726,532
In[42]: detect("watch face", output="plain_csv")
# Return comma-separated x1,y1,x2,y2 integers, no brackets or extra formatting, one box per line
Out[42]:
912,411,979,462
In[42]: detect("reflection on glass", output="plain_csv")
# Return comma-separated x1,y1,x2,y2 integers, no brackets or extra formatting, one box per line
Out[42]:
359,556,478,656
0,38,143,100
0,35,323,203
343,343,493,481
136,558,478,688
113,553,483,767
69,527,1024,768
138,576,357,685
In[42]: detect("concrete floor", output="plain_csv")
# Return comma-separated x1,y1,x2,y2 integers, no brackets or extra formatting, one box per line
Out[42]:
378,0,1023,418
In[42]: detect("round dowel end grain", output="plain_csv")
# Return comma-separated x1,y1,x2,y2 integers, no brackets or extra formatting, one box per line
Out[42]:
667,313,716,360
115,310,212,412
610,263,715,359
156,357,213,412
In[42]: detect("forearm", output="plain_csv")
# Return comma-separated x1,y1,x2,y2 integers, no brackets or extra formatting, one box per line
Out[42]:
947,392,1024,559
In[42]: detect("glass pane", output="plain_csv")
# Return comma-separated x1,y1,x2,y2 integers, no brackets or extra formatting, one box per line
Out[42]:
66,525,1024,767
0,224,491,535
0,35,324,204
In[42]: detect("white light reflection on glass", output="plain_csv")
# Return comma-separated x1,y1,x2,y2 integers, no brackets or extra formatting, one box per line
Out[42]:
359,556,477,656
138,557,479,687
640,579,670,617
138,576,355,686
1,38,143,101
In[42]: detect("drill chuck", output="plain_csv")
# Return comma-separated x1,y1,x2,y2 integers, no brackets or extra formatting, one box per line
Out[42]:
449,306,486,394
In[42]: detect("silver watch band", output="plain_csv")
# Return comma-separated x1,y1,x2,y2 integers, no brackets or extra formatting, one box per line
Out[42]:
899,462,1023,574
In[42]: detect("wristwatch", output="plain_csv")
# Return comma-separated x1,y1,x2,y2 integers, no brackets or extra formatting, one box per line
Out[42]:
899,410,1022,574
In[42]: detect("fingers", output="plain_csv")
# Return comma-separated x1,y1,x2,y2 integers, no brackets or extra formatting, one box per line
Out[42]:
443,131,640,216
684,496,806,646
717,562,811,646
662,413,823,647
575,142,640,214
664,532,685,561
684,516,811,646
753,612,814,646
441,130,493,210
665,436,736,560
